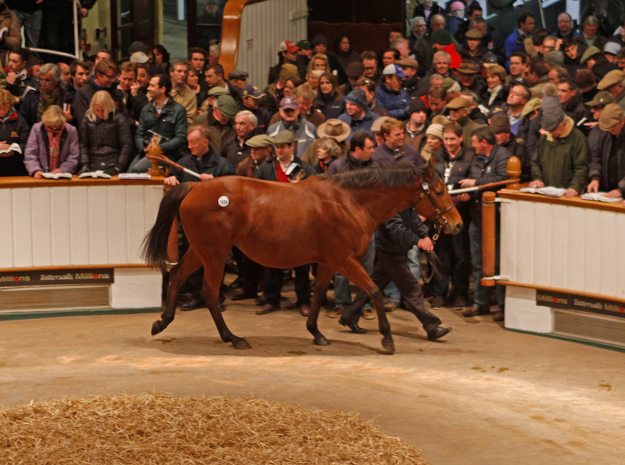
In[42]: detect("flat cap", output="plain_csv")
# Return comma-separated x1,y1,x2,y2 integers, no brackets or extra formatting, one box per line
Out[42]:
228,69,249,80
520,98,541,119
604,41,621,55
544,50,564,67
371,116,390,133
396,58,419,69
580,46,601,65
597,69,625,90
273,130,295,144
280,63,299,81
599,103,624,130
441,77,457,90
458,60,478,74
465,28,482,39
446,97,470,110
216,95,238,118
587,91,615,107
490,113,510,133
208,86,229,96
246,134,274,147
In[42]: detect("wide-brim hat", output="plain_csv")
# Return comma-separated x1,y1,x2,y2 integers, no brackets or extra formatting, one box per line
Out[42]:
317,119,351,142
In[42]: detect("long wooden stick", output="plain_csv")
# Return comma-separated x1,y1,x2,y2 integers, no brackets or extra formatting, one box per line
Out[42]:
448,178,520,195
147,155,201,179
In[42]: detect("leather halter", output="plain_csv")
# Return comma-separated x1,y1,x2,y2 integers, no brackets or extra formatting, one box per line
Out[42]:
415,181,454,245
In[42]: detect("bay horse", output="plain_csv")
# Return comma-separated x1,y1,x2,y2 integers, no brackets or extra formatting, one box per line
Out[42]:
142,161,462,353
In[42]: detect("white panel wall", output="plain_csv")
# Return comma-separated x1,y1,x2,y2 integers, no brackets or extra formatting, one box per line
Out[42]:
237,0,308,89
0,184,163,269
501,200,625,299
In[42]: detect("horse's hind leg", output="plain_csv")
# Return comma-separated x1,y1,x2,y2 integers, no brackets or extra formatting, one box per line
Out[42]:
152,249,202,336
198,252,251,350
306,264,334,346
338,258,395,353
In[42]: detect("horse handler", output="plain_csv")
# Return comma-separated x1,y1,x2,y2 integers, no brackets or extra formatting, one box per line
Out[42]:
339,207,452,341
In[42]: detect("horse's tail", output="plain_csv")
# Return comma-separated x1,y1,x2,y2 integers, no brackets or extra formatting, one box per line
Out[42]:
141,182,195,269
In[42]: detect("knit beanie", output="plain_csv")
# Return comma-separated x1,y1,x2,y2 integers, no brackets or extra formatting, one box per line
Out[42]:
425,123,444,141
540,84,565,132
346,89,368,110
432,29,453,46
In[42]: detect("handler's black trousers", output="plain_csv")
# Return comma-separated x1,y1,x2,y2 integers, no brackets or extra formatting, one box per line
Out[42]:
266,265,311,308
343,249,441,332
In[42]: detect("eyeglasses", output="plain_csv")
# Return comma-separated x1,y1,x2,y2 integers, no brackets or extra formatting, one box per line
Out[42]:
364,66,376,71
99,73,116,79
40,79,56,84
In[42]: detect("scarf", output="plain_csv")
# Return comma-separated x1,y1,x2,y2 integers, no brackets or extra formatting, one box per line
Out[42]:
45,125,63,172
37,87,61,122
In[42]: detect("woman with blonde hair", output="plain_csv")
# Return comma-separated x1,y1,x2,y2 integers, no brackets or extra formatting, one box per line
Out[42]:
306,53,331,77
307,69,324,92
78,90,133,175
24,105,80,178
0,89,29,176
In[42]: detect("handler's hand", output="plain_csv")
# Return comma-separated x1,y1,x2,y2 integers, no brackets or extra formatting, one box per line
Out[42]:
458,178,476,188
564,188,578,198
164,176,179,186
586,180,599,193
417,237,433,252
199,173,214,181
603,189,622,198
529,180,544,188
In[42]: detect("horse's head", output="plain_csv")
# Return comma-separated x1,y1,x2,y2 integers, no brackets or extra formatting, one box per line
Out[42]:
413,160,463,235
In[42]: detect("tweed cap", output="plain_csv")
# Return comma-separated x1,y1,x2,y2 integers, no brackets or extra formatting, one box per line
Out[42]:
446,97,470,110
580,46,601,65
246,134,274,148
273,130,295,144
441,77,457,90
216,95,238,118
587,91,615,107
228,69,249,81
465,28,482,39
599,103,624,130
597,70,625,90
396,58,419,69
458,60,478,74
208,86,229,96
521,98,542,119
490,113,510,133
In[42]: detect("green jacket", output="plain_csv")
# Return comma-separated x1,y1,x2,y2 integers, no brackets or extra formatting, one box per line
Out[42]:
531,117,589,193
135,98,188,160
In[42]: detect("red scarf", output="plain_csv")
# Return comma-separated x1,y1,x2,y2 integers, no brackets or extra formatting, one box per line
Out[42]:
45,125,63,172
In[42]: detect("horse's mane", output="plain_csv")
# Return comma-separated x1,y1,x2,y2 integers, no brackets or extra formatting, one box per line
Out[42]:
319,162,434,188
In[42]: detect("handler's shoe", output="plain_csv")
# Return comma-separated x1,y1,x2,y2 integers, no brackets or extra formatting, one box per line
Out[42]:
256,304,279,315
327,307,343,318
384,301,398,312
427,326,452,341
493,311,505,322
180,297,205,311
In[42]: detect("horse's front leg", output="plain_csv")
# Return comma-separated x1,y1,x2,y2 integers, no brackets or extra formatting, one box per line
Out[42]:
306,264,334,346
152,249,202,336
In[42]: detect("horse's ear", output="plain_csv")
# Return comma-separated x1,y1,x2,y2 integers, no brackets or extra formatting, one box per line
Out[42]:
424,158,434,178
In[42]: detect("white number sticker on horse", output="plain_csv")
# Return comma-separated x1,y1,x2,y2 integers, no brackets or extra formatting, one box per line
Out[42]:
218,196,229,207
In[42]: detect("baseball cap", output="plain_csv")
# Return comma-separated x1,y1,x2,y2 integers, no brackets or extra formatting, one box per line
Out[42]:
279,40,299,54
586,91,615,107
383,64,408,78
242,84,264,99
279,96,299,110
130,52,149,64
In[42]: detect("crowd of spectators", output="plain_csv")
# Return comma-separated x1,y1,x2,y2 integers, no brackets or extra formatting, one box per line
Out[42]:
2,1,625,322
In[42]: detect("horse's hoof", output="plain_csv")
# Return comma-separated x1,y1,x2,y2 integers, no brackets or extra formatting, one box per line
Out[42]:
232,338,252,350
151,321,163,336
314,337,331,346
381,338,395,354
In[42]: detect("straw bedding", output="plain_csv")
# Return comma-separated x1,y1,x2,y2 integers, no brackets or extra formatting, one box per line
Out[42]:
0,393,429,464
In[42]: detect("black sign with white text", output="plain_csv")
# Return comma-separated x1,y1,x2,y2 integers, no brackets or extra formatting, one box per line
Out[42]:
0,269,114,287
536,290,625,319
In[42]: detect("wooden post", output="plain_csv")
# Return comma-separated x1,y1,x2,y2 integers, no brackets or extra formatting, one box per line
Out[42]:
147,138,164,177
506,155,522,190
481,191,497,287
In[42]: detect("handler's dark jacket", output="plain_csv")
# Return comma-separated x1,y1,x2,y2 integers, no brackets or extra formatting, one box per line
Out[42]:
0,108,29,176
254,154,313,182
500,135,530,182
371,143,423,169
171,151,235,183
327,152,374,174
468,144,513,224
375,208,429,256
222,135,252,170
589,124,625,194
